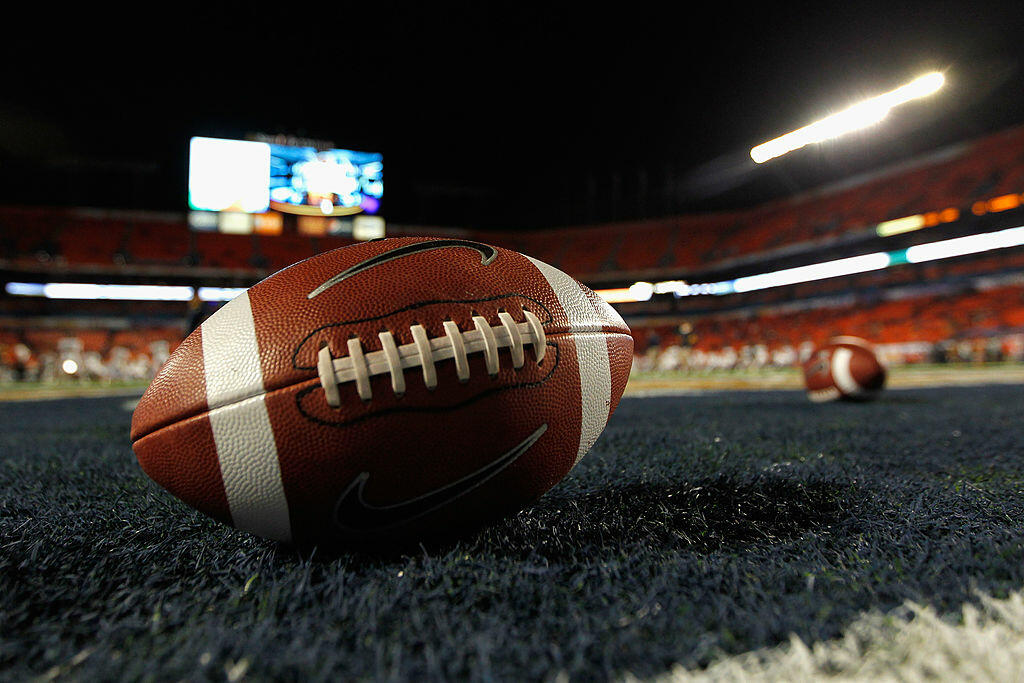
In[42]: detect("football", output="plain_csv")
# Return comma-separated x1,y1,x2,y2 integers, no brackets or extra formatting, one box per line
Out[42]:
130,237,633,545
801,336,887,402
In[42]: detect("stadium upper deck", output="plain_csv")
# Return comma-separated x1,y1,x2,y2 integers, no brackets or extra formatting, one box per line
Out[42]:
2,123,1023,287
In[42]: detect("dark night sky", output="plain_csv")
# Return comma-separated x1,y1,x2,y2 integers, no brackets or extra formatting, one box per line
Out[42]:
3,3,1024,228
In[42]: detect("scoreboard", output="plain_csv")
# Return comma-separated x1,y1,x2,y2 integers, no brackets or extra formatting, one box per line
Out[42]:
187,135,384,240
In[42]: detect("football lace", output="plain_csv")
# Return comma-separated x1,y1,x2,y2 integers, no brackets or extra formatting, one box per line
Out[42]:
317,310,547,405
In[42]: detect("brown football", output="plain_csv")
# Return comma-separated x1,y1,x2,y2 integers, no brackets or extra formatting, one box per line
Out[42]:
131,237,633,544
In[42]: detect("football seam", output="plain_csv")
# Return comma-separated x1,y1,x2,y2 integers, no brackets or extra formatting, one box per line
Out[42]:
130,330,633,444
291,293,560,372
295,339,563,428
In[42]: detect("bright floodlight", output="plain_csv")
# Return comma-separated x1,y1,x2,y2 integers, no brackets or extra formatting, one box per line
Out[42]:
731,252,891,293
750,71,945,163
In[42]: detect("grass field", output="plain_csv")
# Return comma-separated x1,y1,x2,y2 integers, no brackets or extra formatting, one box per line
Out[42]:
1,370,1023,680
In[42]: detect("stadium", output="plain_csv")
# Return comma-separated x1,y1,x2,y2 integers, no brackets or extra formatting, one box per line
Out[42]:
3,7,1024,680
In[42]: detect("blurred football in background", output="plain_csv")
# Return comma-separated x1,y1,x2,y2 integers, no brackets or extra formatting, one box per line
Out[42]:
802,336,887,402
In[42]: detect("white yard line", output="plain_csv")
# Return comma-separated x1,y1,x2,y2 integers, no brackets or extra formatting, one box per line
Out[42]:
642,590,1024,682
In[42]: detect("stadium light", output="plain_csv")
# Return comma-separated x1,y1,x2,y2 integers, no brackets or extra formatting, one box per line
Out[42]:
39,283,195,301
197,287,247,302
652,224,1022,300
876,214,926,237
4,283,248,302
904,225,1024,263
875,208,960,237
731,252,891,292
594,287,639,303
600,221,1024,306
750,71,945,164
594,282,656,303
653,280,689,295
628,281,655,302
4,282,46,297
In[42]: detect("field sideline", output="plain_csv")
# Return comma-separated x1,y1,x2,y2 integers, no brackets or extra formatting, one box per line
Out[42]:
3,363,1023,403
625,362,1024,396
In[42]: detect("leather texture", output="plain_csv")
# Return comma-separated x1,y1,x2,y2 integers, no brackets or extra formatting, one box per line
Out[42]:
131,237,633,544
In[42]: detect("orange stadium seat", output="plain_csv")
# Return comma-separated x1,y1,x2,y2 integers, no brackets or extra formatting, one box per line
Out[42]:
594,123,1024,274
635,283,1024,357
0,207,63,261
557,226,618,276
57,217,126,265
126,220,191,264
314,235,358,255
193,232,255,269
256,234,317,271
516,231,571,269
657,214,726,269
614,220,675,271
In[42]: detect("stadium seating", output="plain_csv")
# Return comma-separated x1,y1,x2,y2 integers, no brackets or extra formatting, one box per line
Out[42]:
481,124,1024,278
556,225,619,276
255,233,317,271
313,235,358,255
0,207,64,264
2,124,1024,279
192,232,255,269
631,283,1024,367
611,218,679,271
56,215,127,266
126,218,191,265
6,123,1024,383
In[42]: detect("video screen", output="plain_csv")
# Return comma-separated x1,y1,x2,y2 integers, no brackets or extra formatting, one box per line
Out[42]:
269,145,383,216
188,137,271,214
188,137,383,218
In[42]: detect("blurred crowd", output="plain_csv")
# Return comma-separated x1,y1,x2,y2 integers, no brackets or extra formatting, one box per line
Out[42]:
3,326,1023,387
0,330,175,384
631,333,1024,374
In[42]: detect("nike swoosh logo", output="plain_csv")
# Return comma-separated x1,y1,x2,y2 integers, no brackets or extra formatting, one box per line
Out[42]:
332,423,548,533
308,239,499,299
